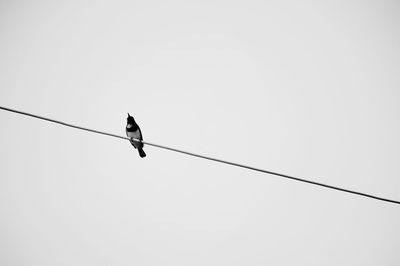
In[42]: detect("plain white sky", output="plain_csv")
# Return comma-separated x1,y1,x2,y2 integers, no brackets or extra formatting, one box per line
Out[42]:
1,0,400,265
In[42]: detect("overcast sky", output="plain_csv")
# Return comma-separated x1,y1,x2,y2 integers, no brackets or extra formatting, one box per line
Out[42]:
1,1,400,265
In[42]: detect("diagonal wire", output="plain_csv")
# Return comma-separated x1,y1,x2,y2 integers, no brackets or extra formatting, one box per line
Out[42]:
1,105,399,205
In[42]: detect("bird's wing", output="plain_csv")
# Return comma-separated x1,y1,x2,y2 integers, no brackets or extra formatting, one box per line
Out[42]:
138,126,143,141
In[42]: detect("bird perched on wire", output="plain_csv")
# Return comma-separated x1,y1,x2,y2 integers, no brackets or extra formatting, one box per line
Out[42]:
126,113,146,158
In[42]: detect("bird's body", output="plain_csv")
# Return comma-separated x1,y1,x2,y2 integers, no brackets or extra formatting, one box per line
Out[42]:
126,114,146,158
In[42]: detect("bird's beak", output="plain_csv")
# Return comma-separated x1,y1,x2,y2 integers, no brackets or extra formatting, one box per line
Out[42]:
127,113,130,117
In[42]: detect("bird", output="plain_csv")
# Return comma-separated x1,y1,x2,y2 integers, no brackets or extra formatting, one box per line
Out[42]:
126,113,146,158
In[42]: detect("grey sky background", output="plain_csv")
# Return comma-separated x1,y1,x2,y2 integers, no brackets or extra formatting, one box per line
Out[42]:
1,0,400,265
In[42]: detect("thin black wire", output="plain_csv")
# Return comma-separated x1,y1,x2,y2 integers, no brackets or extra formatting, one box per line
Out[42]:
1,105,399,205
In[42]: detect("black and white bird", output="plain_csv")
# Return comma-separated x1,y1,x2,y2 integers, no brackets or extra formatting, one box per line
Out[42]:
126,113,146,158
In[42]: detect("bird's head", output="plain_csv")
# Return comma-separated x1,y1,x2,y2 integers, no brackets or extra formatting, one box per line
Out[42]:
127,113,135,124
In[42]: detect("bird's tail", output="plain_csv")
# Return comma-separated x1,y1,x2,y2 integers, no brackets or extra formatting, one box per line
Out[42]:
138,148,146,158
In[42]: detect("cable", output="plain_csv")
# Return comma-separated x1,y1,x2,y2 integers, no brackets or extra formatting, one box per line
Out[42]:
1,105,399,205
